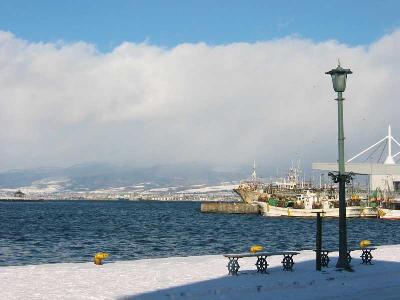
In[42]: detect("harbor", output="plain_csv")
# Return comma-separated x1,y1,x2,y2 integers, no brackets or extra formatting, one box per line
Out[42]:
2,2,400,299
202,126,400,219
2,200,400,267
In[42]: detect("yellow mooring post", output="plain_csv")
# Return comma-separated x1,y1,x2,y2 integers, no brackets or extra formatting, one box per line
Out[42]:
94,252,109,265
360,240,371,248
250,245,263,253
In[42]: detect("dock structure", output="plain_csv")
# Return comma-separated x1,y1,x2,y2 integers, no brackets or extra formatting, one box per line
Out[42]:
201,202,260,214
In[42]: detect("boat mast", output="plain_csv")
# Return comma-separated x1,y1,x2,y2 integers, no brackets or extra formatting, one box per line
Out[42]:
251,160,257,181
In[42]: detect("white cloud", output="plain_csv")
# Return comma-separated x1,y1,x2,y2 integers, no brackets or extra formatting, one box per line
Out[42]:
0,30,400,171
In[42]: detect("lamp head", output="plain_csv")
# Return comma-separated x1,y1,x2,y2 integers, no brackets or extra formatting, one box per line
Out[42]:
326,62,352,93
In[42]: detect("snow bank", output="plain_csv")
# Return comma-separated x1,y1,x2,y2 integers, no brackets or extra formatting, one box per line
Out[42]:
180,184,238,193
1,245,400,299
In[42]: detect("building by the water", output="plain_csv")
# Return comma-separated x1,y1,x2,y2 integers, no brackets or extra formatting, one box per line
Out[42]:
13,190,26,198
313,125,400,193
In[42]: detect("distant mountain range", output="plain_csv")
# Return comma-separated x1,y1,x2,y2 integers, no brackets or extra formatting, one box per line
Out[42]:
0,162,246,191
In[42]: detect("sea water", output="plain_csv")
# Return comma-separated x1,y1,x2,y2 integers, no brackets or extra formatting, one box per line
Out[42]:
1,200,399,266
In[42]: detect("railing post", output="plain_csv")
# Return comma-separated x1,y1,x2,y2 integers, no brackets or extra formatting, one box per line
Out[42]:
316,212,322,271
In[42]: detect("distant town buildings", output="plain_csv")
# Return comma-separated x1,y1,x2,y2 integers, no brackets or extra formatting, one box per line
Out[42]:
13,190,26,198
0,189,241,202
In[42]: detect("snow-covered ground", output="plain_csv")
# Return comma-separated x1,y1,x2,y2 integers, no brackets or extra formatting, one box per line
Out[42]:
179,183,238,193
1,245,400,300
0,178,70,194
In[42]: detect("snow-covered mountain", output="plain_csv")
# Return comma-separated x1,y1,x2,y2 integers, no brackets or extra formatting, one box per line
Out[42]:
0,162,245,192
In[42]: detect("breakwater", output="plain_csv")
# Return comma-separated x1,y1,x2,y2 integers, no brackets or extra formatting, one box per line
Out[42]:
201,202,260,214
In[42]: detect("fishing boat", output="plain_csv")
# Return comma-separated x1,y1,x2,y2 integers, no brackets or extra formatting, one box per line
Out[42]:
233,161,269,204
258,190,363,218
377,193,400,219
234,161,363,217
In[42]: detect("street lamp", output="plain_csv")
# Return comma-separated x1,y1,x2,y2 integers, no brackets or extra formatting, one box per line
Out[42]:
326,62,352,270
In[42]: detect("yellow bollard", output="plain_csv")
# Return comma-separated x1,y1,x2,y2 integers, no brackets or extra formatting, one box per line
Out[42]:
94,252,109,265
250,245,263,253
359,240,371,248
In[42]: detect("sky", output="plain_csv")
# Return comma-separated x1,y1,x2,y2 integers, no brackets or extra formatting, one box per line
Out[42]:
1,1,400,51
0,1,400,172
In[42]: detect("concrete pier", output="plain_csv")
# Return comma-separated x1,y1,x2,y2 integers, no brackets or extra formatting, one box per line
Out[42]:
201,202,260,214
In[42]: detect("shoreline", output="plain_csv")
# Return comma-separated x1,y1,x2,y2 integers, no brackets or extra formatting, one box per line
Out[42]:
1,244,400,299
0,198,236,202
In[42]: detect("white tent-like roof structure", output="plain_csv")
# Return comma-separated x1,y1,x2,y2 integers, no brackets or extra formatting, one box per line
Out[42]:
313,125,400,175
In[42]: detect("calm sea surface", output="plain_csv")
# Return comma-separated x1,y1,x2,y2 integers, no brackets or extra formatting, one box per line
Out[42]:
1,200,400,266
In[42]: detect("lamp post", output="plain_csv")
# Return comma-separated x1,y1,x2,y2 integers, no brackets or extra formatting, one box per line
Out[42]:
326,62,352,270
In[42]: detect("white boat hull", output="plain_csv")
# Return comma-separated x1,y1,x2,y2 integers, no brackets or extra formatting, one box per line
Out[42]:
359,206,378,218
258,202,362,218
378,208,400,219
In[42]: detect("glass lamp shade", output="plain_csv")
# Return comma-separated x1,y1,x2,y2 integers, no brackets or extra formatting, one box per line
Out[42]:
331,73,347,92
326,65,352,93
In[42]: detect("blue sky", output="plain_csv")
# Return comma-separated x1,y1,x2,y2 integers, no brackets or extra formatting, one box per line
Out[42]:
0,0,399,51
